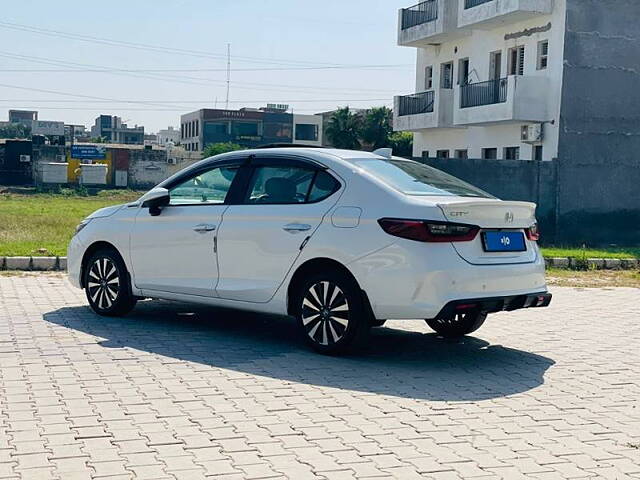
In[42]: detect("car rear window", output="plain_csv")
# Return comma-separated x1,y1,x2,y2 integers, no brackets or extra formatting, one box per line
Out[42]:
354,159,494,198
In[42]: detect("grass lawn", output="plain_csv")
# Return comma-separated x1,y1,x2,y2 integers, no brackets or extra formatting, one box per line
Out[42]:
0,190,141,257
540,246,640,259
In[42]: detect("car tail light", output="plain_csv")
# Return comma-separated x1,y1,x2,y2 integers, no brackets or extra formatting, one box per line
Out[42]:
526,223,540,241
378,218,480,243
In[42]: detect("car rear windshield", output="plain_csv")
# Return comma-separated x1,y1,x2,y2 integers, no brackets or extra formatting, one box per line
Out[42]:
354,159,494,198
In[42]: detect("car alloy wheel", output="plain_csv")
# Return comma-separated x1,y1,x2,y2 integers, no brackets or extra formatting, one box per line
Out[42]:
301,281,350,346
87,257,121,310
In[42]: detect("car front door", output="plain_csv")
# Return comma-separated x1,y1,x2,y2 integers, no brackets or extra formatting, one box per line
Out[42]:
129,162,241,296
216,158,342,303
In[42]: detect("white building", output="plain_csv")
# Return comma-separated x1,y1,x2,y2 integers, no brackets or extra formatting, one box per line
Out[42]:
157,126,180,146
394,0,564,160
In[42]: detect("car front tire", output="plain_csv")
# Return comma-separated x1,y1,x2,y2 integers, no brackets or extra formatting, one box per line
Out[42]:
425,311,487,338
293,271,371,355
84,248,137,317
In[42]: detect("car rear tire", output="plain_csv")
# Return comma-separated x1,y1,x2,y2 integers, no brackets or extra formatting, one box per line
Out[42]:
293,271,371,355
84,248,137,317
425,311,487,338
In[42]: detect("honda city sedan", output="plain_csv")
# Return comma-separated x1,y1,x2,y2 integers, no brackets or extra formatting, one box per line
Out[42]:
68,147,551,354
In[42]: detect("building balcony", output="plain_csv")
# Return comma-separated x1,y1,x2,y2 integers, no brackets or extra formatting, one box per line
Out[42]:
453,75,550,126
394,89,455,131
398,0,464,47
458,0,554,29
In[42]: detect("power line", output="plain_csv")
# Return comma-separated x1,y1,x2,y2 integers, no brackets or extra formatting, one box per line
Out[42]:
0,65,411,73
0,51,399,94
0,20,403,68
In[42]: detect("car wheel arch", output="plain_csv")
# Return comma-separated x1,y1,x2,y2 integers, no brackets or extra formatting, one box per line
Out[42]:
80,241,126,289
286,257,374,318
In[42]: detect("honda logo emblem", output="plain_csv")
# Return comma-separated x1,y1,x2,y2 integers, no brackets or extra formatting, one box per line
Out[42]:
505,212,514,223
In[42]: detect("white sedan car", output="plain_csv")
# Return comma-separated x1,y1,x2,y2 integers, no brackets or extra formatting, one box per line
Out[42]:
68,147,551,354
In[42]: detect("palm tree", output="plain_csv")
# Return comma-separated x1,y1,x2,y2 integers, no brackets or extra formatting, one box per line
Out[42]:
325,107,362,150
361,107,393,150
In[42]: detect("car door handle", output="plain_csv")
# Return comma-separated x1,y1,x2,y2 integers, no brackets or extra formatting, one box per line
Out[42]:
283,223,312,233
193,223,216,233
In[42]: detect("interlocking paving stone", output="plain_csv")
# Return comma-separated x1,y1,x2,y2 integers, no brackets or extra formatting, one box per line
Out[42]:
1,274,639,479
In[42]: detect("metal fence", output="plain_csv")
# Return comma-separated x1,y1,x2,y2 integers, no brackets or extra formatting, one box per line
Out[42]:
464,0,493,8
401,0,438,30
460,78,508,108
398,91,435,116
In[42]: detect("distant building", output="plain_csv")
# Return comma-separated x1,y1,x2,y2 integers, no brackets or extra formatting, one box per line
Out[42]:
180,105,323,152
90,115,144,145
144,133,159,146
9,110,38,125
64,124,88,141
157,126,180,146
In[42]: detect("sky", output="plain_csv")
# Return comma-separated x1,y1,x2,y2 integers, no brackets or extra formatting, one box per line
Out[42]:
0,0,416,133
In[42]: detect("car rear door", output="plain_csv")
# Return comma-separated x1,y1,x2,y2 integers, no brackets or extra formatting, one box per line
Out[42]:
215,157,342,302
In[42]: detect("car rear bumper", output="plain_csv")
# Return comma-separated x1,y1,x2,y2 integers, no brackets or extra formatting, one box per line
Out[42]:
430,292,552,320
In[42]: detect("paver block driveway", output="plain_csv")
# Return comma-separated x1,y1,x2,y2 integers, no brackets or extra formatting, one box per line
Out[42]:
1,274,639,479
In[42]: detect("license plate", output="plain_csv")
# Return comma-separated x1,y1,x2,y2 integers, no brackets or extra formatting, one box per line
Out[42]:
482,231,526,252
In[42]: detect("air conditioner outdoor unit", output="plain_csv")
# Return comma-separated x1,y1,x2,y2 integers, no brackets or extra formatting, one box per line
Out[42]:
56,155,66,163
19,154,31,163
521,124,543,143
167,158,179,165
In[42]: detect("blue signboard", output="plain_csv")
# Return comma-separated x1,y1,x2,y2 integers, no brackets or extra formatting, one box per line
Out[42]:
71,145,106,160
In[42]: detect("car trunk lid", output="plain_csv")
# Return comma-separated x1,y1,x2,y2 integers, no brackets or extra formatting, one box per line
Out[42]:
437,199,538,265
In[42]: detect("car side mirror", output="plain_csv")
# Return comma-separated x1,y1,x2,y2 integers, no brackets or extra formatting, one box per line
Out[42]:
139,187,170,216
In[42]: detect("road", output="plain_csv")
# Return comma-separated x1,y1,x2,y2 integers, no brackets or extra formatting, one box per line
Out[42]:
1,274,639,479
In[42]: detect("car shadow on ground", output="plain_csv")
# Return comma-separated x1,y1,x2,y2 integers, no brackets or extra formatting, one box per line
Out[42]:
43,300,554,402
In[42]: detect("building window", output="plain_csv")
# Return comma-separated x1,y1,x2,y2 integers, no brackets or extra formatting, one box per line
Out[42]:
537,40,549,70
441,62,453,89
534,145,543,161
455,149,468,159
504,147,520,160
436,149,450,159
425,66,433,90
421,150,429,159
482,148,498,159
458,58,470,86
295,124,319,141
195,120,199,136
508,46,525,76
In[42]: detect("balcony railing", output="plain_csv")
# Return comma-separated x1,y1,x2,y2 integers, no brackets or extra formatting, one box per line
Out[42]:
464,0,493,9
401,0,438,30
460,78,507,108
398,91,435,116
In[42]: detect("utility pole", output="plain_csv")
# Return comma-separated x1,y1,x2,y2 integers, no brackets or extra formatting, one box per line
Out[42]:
225,43,231,110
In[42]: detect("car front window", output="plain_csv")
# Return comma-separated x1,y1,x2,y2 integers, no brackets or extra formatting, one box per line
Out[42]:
353,159,494,198
169,166,238,205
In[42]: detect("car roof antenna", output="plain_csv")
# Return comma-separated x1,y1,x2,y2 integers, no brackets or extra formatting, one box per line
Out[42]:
373,148,392,159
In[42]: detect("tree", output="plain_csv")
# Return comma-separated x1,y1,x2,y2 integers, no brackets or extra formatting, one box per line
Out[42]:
388,131,414,158
325,107,362,150
0,124,31,139
202,142,243,158
361,107,393,150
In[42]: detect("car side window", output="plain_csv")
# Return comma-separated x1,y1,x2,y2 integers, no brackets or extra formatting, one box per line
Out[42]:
168,166,238,205
246,165,316,204
308,171,340,203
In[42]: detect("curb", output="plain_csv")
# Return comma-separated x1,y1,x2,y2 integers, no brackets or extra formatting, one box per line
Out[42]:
544,257,639,270
1,256,68,271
